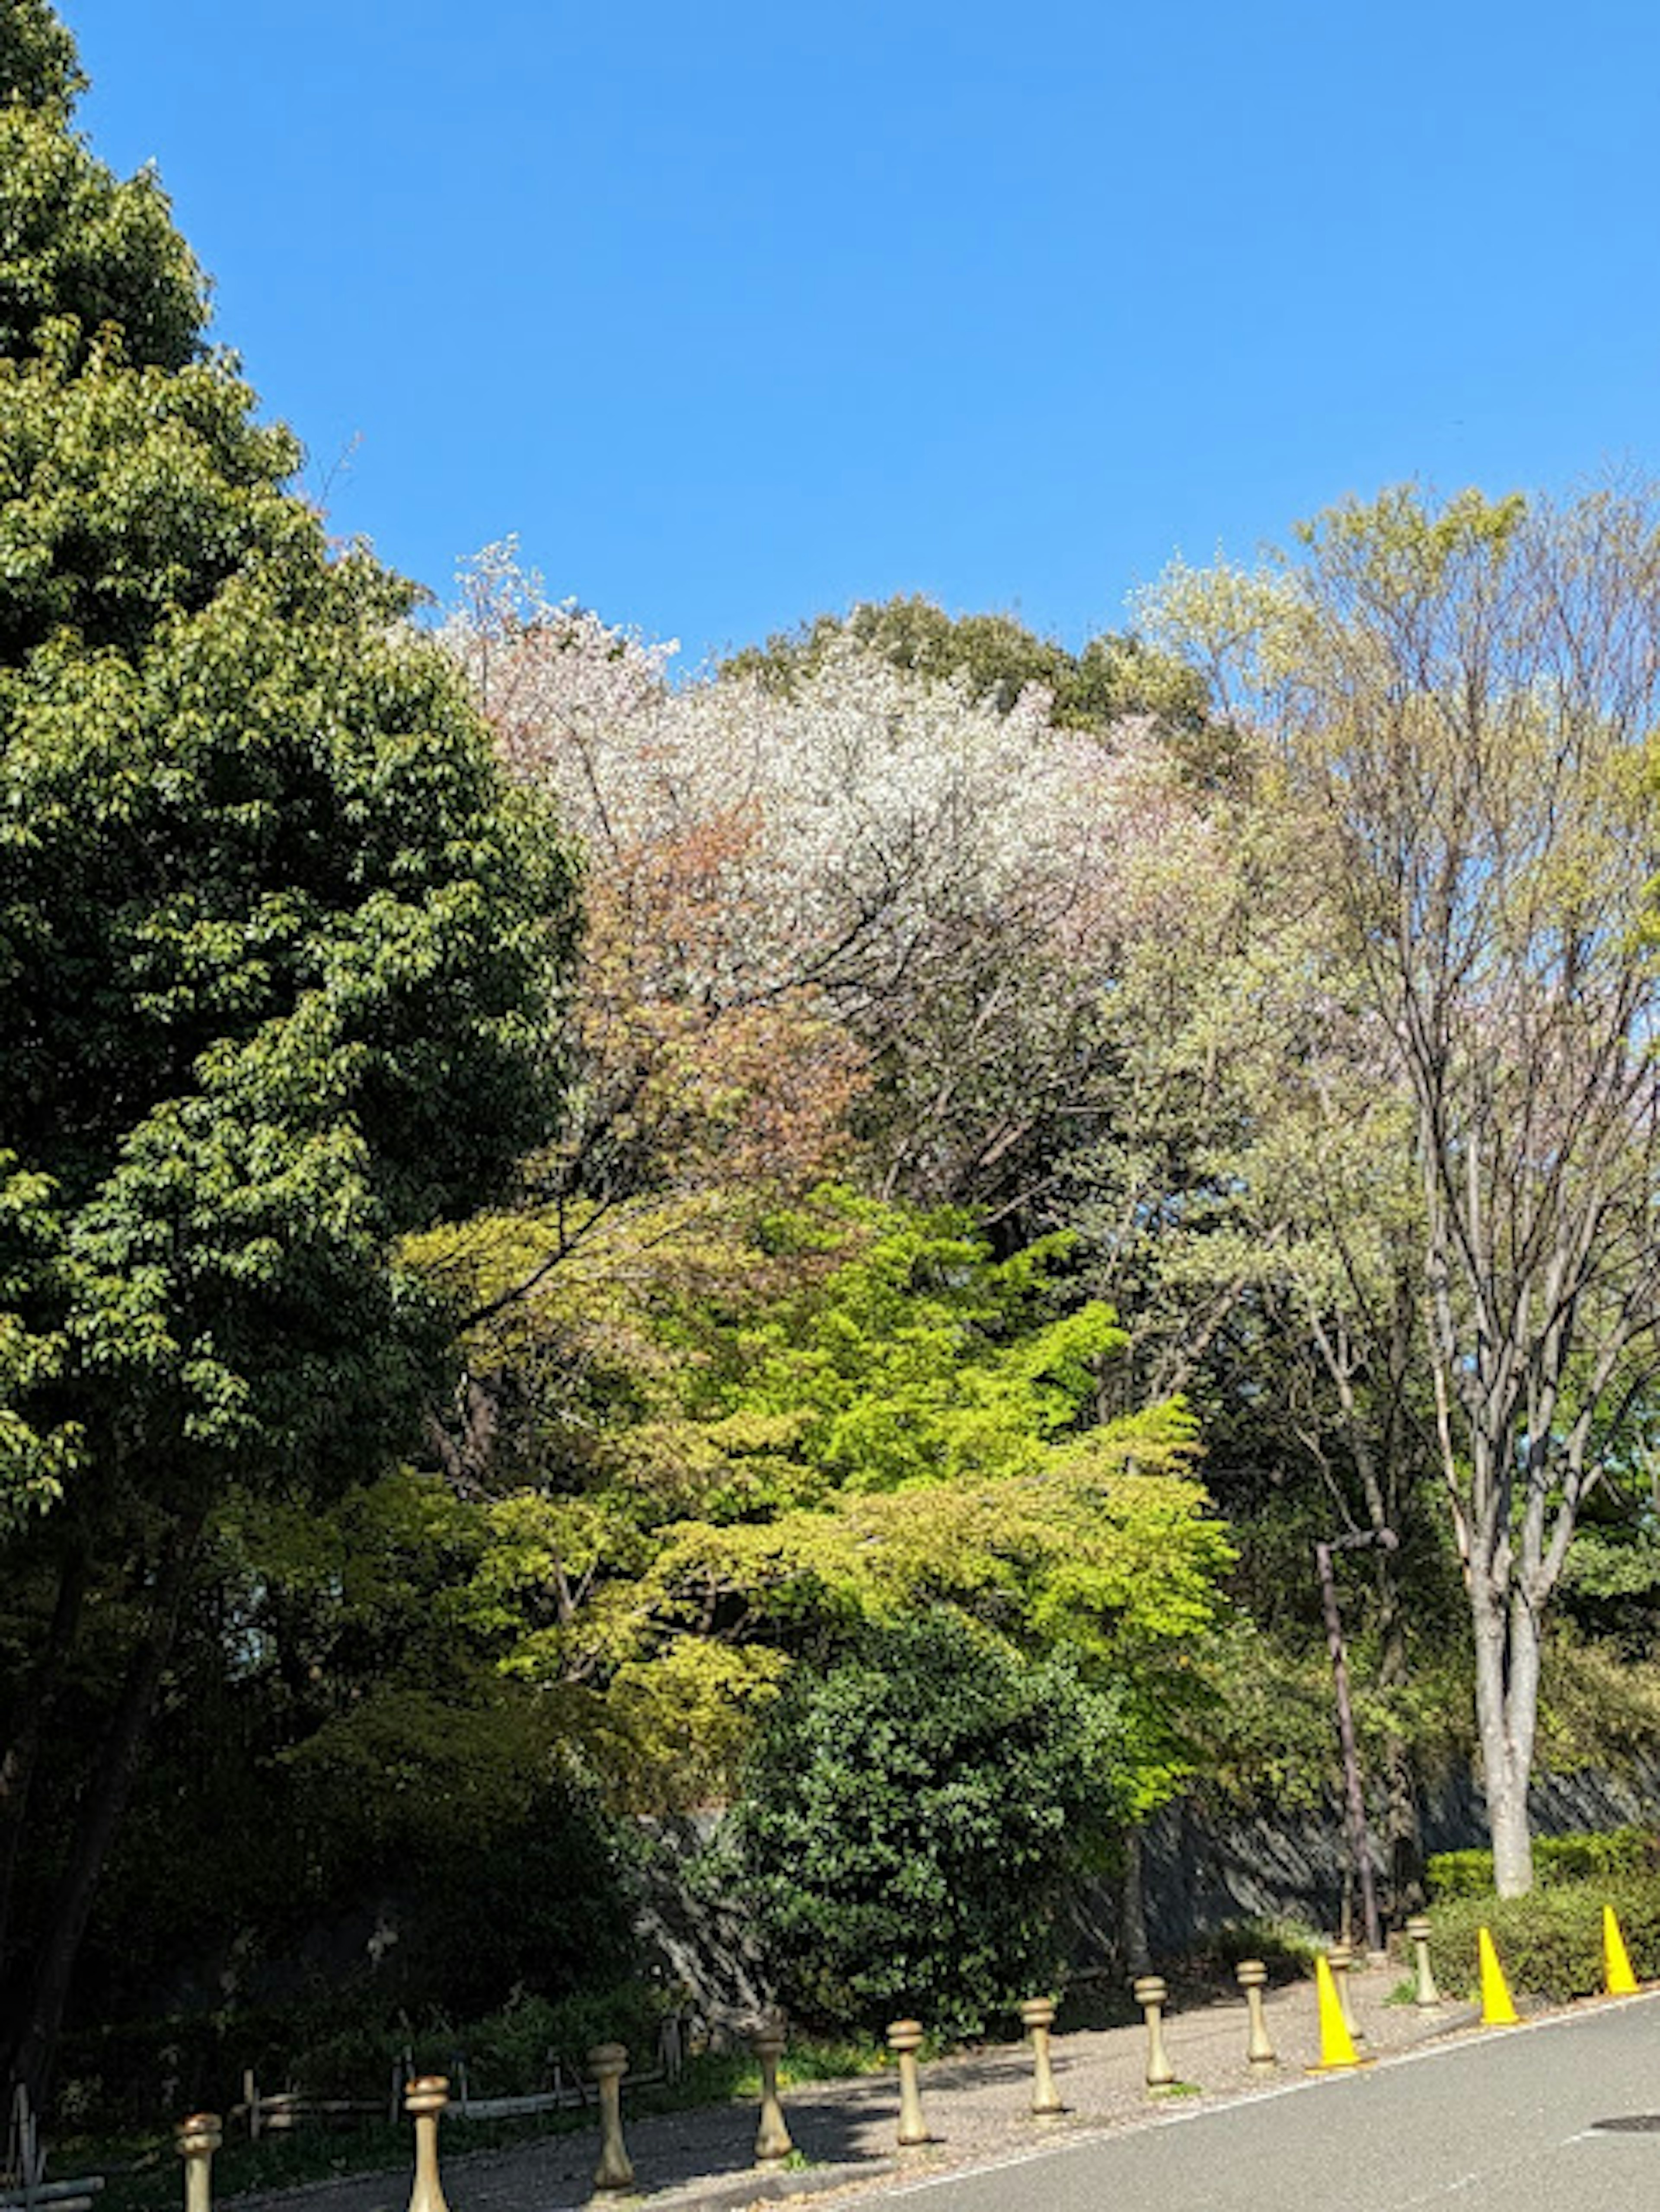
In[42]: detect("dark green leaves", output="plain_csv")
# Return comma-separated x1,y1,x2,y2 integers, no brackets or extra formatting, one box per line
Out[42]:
733,1613,1127,2034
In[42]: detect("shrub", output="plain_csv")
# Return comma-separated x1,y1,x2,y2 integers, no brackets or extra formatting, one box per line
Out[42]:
1194,1918,1322,1985
1427,1826,1657,1901
1427,1873,1660,2003
432,1983,672,2094
730,1613,1126,2040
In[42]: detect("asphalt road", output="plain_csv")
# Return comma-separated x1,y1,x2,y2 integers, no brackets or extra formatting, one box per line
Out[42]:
863,1991,1660,2212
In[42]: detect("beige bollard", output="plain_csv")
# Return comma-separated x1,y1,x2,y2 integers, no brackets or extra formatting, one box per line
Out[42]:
177,2112,222,2212
1406,1915,1442,2007
1132,1975,1176,2090
587,2044,635,2193
750,2015,794,2166
403,2077,450,2212
1018,1998,1065,2116
1235,1959,1277,2067
1326,1942,1362,2039
887,2019,932,2147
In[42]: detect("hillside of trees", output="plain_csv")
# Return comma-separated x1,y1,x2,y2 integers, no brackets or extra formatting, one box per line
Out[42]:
6,0,1660,2126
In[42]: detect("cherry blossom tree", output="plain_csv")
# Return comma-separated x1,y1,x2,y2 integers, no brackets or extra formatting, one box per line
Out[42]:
444,545,1211,1228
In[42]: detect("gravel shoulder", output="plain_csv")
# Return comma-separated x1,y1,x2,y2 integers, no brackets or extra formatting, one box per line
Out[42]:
229,1966,1484,2212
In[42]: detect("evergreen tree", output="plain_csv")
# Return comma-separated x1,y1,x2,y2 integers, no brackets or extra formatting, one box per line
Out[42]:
0,3,575,2094
725,591,1210,739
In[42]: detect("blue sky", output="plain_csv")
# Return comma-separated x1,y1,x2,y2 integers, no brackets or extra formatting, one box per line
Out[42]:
59,0,1659,666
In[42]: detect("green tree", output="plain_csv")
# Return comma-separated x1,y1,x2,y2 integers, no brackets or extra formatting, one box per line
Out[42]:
725,593,1210,745
732,1612,1127,2035
0,6,575,2093
418,1186,1231,1811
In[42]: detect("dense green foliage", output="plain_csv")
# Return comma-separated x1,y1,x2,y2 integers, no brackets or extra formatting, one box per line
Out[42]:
11,0,1660,2126
0,3,574,1531
0,8,199,373
1427,1873,1660,2003
415,1186,1231,1810
725,593,1209,739
726,588,1213,725
0,3,576,2096
0,335,573,1517
733,1614,1125,2036
1427,1829,1659,1902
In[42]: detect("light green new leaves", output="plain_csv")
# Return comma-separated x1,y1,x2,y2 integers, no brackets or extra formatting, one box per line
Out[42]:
712,1200,1128,1499
426,1187,1232,1805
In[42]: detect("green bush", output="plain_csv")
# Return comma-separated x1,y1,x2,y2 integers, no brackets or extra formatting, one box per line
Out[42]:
1195,1917,1322,1984
1425,1849,1499,1901
371,1982,672,2095
1427,1826,1657,1900
1428,1873,1660,2003
731,1613,1127,2039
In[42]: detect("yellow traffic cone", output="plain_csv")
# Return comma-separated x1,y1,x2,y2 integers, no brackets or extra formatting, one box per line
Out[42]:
1478,1927,1520,2025
1604,1905,1639,1996
1308,1953,1364,2071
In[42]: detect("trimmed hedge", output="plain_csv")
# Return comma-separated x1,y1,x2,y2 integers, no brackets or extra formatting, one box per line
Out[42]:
1427,1872,1660,2004
1427,1826,1658,1901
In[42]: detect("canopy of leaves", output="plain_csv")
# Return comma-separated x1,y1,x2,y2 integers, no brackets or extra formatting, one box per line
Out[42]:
725,592,1209,737
413,1186,1232,1808
731,1612,1129,2035
0,47,576,1535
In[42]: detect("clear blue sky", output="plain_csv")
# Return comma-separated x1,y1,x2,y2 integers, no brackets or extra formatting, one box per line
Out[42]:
58,0,1659,665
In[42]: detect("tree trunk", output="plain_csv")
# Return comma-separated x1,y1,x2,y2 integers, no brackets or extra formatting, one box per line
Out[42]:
0,1539,89,1985
6,1516,200,2107
1375,1570,1424,1917
1487,1777,1533,1899
1472,1577,1539,1897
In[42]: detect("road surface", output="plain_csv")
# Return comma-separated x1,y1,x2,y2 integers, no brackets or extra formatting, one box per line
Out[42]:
864,1992,1660,2212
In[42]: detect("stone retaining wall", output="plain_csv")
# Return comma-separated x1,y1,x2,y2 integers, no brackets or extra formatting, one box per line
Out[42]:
637,1760,1660,2013
1094,1756,1660,1960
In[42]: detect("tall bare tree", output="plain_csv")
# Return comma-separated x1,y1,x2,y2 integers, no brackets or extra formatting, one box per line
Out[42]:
1149,482,1660,1892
